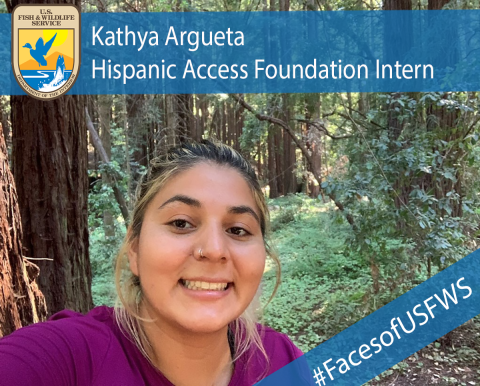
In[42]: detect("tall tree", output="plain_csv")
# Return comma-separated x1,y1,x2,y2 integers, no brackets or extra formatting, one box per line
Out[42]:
8,0,92,319
0,96,10,146
10,91,92,316
98,95,115,237
384,0,412,142
0,129,47,336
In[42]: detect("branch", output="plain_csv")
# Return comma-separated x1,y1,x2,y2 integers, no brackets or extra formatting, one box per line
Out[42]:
337,112,384,133
230,94,355,228
342,106,386,130
96,0,107,12
230,94,315,167
462,115,480,141
85,107,130,225
123,0,140,12
322,110,337,118
295,118,353,139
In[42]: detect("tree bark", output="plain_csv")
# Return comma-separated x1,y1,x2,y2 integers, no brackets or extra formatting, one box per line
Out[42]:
267,124,279,199
98,95,115,237
384,0,412,141
274,124,284,195
11,95,92,317
0,130,47,336
0,96,10,147
127,95,148,169
282,94,296,194
221,101,227,143
176,94,194,143
305,94,322,198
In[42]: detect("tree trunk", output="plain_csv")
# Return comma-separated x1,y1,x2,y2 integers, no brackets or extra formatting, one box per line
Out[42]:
0,96,10,147
234,100,244,152
11,94,92,317
98,95,115,237
305,94,322,198
384,0,412,142
164,95,178,149
87,96,99,171
257,140,263,182
176,94,194,143
428,0,461,218
267,124,279,198
221,102,227,143
282,94,296,194
274,126,284,195
127,95,148,169
86,107,130,224
0,130,47,336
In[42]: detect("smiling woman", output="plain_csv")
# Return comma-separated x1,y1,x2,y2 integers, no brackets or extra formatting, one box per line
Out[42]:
0,140,303,386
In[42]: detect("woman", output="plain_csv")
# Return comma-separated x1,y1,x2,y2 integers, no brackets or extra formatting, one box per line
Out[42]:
0,140,302,386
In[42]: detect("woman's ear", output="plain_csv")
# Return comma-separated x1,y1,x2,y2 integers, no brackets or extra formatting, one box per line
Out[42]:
128,234,140,276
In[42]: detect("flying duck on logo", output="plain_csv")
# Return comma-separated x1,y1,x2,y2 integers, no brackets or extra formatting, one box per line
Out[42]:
12,5,80,100
23,33,57,67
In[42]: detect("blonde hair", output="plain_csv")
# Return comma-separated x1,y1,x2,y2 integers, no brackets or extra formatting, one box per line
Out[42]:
114,140,281,373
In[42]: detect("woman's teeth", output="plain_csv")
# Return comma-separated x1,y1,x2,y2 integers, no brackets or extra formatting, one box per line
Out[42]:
182,280,228,291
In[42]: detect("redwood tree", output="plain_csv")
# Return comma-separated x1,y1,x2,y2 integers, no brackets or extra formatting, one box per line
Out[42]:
7,0,92,318
0,129,47,336
10,91,92,316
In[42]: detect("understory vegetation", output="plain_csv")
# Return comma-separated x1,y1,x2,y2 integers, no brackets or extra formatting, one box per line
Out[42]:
262,194,432,352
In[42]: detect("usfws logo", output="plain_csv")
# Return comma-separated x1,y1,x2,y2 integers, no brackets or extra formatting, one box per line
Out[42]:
12,5,80,100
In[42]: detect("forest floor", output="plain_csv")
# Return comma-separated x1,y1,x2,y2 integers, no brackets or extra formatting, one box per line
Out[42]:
368,318,480,385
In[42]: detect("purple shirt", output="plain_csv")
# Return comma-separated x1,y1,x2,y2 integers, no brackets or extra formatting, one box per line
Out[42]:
0,306,302,385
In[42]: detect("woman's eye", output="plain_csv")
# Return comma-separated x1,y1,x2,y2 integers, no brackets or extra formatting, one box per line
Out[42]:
170,219,193,229
228,227,249,237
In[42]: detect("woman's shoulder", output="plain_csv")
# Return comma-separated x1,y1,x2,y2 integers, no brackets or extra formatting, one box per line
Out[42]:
2,305,116,348
257,324,304,364
32,305,118,351
229,324,303,386
48,304,118,334
0,306,126,386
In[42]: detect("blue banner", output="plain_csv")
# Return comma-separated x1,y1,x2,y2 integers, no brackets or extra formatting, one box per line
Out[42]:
255,248,480,386
3,10,480,95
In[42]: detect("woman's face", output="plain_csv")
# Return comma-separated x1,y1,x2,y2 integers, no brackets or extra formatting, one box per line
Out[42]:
129,163,266,334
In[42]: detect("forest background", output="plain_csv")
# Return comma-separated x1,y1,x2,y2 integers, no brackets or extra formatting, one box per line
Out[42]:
1,0,480,384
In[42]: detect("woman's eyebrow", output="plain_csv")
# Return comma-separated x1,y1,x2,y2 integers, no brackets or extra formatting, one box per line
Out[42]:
158,197,260,224
158,194,201,209
228,205,260,224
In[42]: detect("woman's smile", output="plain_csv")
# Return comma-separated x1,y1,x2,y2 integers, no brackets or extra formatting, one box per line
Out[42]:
179,279,230,291
179,279,234,301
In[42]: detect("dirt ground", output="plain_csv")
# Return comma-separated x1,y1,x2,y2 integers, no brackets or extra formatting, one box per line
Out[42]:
367,317,480,386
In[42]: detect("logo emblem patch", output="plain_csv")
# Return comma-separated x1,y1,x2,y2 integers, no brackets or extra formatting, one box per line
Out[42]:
12,5,80,100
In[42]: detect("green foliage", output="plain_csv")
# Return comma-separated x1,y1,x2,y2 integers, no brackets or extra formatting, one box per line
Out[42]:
322,92,479,284
89,166,128,306
262,194,373,352
89,224,124,306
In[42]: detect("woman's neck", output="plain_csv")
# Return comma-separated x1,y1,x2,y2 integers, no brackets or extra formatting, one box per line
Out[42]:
142,316,234,386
